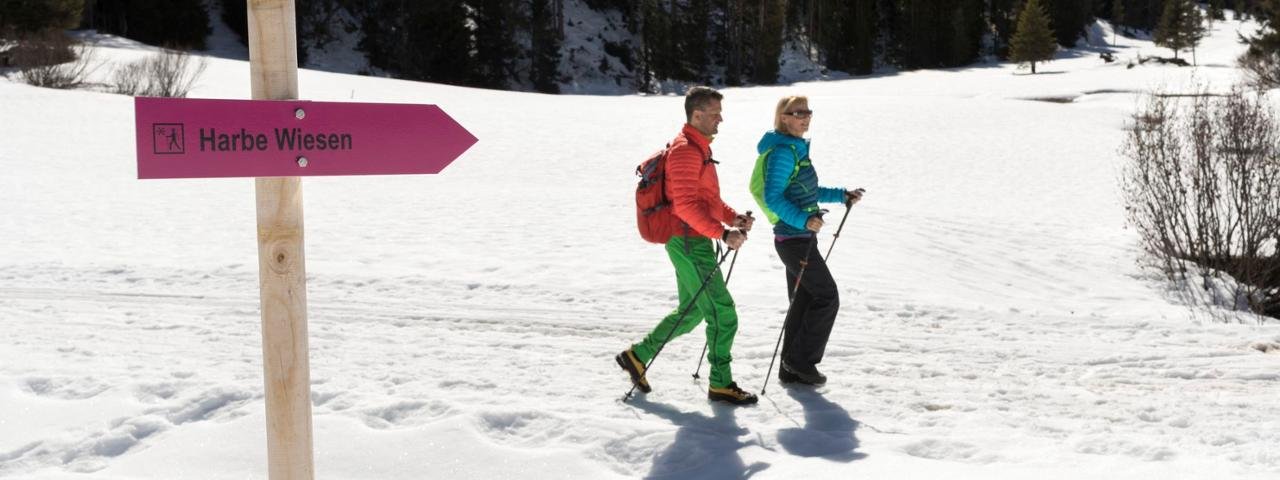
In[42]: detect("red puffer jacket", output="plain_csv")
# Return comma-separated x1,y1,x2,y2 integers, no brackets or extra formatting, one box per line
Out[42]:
665,124,738,240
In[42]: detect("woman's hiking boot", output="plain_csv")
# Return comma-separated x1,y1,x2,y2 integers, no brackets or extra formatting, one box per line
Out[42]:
781,361,827,386
778,366,802,384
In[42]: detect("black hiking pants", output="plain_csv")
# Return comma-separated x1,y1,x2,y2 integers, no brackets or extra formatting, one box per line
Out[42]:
775,236,840,370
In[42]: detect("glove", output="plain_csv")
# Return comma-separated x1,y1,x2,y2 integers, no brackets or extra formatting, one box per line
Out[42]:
805,215,824,232
733,212,755,232
844,188,865,206
722,228,747,250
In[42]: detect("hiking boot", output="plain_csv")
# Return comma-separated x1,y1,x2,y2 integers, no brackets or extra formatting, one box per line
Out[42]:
708,382,758,405
615,349,651,393
781,361,827,386
778,365,802,384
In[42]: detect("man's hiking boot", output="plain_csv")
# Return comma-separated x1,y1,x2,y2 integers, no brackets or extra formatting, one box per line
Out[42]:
615,349,651,393
708,382,758,405
781,361,827,386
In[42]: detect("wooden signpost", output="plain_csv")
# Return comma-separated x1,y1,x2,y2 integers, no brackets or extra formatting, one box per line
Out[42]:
133,1,476,478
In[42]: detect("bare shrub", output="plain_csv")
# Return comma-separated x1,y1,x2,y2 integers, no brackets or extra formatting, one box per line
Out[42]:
13,32,99,89
1121,85,1280,321
143,48,207,97
111,59,147,95
112,48,208,98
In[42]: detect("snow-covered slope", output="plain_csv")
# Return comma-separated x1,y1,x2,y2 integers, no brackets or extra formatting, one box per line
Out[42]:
2,16,1278,480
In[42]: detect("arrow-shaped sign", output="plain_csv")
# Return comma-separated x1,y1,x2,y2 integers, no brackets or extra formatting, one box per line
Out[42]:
135,97,477,179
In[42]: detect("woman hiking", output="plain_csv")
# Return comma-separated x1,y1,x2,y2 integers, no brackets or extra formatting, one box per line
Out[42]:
755,95,864,386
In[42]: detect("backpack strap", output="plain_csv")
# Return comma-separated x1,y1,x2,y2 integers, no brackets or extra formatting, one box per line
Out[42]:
782,145,820,216
783,144,803,185
763,144,804,183
665,140,696,245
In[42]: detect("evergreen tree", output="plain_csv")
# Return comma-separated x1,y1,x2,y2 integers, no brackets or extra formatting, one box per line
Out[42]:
87,0,210,49
851,0,877,74
471,0,520,89
889,0,937,68
1111,0,1126,45
990,0,1019,58
1155,0,1207,62
677,0,712,83
295,0,347,66
888,0,983,69
1047,0,1094,47
1210,0,1226,20
704,0,731,84
1240,0,1280,86
1010,0,1057,73
630,0,663,91
814,0,876,74
218,0,343,66
753,0,786,84
697,0,779,85
1245,0,1280,51
1120,0,1165,30
627,0,717,90
529,0,562,93
360,0,473,86
947,0,984,65
0,0,84,37
721,0,752,86
215,0,246,44
1184,2,1209,65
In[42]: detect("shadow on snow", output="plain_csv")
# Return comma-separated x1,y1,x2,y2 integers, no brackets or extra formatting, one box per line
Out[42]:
630,386,866,479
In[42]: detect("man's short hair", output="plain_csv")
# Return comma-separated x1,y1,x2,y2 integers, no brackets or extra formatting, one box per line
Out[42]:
685,86,723,121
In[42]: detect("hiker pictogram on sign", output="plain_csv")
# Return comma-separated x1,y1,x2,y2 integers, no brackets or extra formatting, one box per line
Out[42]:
152,123,185,155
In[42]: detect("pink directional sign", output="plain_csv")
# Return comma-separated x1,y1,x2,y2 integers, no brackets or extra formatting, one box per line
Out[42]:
135,97,477,179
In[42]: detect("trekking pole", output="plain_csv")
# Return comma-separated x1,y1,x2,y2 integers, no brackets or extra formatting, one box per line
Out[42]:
761,209,827,395
623,248,734,402
692,211,750,380
824,190,862,261
692,246,737,380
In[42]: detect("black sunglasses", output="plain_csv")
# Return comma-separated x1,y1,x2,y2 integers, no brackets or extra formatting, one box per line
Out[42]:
783,109,814,119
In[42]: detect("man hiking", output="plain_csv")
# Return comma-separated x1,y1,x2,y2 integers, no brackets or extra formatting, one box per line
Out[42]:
617,86,758,405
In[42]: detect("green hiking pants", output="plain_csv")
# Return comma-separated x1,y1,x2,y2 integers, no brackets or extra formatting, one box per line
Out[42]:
632,236,738,388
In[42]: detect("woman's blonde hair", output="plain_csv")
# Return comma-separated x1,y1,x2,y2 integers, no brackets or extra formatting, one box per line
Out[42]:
774,95,809,135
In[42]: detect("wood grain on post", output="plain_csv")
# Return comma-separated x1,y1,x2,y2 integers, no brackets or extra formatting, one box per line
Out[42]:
247,1,313,479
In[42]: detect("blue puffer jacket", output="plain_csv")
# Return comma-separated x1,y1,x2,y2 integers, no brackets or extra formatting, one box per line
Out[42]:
758,130,846,237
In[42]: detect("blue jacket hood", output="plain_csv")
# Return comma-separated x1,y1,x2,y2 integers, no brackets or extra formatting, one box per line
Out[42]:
757,130,809,157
